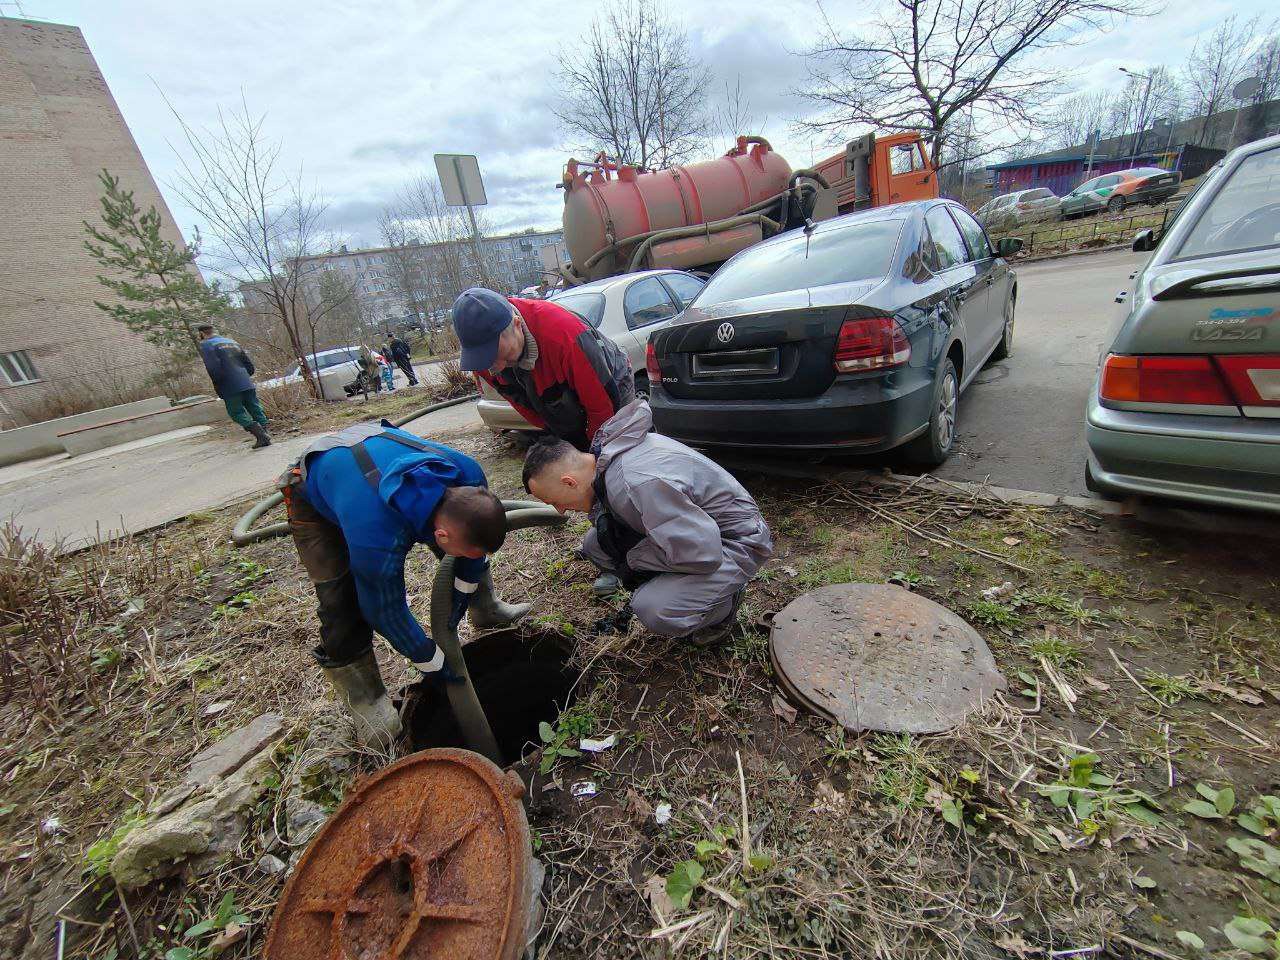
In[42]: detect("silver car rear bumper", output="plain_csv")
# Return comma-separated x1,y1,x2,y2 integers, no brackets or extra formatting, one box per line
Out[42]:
476,397,538,433
1086,396,1280,515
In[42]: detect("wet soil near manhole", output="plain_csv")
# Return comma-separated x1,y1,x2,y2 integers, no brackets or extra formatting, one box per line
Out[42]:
399,628,579,765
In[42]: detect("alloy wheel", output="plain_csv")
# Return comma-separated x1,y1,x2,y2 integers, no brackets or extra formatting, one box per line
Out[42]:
937,371,958,451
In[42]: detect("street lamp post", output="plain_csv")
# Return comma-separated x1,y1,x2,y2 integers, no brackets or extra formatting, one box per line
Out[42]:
1119,67,1155,166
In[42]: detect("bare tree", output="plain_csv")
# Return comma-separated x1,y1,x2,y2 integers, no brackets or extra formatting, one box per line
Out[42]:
714,75,768,150
554,0,711,169
165,97,353,397
1181,15,1259,146
377,212,434,327
384,175,504,308
1236,21,1280,144
1042,89,1118,149
1108,65,1183,155
796,0,1153,170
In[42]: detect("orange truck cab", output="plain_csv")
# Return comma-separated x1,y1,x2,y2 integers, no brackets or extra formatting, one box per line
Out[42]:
813,132,939,214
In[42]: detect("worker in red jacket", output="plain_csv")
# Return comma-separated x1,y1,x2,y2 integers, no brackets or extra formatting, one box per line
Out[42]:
452,287,634,452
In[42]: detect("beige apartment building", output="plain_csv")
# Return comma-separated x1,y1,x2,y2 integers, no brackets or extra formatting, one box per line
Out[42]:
0,17,186,422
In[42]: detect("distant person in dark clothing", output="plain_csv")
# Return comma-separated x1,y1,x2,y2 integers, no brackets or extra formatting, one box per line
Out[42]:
389,334,418,385
197,324,271,449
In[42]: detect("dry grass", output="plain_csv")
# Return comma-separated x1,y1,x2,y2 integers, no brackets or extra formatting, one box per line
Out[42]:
1,432,1277,959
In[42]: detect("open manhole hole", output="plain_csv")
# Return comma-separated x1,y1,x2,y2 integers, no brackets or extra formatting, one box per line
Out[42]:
399,627,578,765
770,583,1006,734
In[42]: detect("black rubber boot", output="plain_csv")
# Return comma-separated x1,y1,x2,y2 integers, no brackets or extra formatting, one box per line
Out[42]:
468,569,531,628
592,573,622,596
246,423,272,449
685,587,747,649
320,648,401,750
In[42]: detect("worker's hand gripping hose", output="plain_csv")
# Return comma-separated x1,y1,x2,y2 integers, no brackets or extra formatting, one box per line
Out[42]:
428,505,565,766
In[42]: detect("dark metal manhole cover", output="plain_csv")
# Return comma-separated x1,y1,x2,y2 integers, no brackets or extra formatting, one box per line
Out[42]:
265,748,533,960
770,583,1006,734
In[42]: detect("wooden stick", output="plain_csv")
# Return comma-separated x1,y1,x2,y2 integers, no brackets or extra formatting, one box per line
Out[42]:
736,750,751,872
648,911,713,938
1107,648,1165,709
1210,711,1270,748
1040,657,1077,714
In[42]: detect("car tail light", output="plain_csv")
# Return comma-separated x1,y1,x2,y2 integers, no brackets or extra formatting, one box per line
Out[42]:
645,342,662,384
1215,355,1280,414
834,317,910,373
1099,354,1233,408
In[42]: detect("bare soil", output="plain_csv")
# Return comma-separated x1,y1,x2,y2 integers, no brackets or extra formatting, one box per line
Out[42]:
1,424,1276,960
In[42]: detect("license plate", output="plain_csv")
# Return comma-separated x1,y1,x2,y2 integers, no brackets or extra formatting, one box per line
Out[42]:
692,347,780,377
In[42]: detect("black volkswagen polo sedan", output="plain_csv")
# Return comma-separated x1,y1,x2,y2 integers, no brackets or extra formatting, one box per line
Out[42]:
646,200,1021,465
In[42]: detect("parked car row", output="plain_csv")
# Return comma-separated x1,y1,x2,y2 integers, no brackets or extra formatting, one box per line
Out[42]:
975,167,1184,230
476,136,1277,519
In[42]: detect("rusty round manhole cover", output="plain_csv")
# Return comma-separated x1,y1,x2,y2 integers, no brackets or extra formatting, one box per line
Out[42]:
265,748,533,960
770,583,1006,734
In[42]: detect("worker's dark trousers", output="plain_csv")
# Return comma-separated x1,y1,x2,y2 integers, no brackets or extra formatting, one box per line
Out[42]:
395,358,418,385
283,490,374,669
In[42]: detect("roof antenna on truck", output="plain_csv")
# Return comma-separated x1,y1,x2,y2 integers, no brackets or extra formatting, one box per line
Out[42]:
803,217,816,258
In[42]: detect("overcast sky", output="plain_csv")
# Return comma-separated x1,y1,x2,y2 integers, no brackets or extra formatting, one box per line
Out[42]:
8,0,1273,251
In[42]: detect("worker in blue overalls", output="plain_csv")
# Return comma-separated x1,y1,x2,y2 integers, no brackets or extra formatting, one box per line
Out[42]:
279,421,529,748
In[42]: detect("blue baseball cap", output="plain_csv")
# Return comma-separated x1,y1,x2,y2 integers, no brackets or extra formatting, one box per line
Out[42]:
452,287,514,372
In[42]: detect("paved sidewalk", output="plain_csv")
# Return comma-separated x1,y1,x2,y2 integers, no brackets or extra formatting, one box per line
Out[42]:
0,398,483,550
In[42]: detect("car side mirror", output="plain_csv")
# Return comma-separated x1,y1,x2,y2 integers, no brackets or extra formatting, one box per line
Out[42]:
995,237,1023,258
1132,229,1157,252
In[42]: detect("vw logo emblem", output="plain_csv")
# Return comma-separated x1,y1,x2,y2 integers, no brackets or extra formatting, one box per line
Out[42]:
716,322,735,344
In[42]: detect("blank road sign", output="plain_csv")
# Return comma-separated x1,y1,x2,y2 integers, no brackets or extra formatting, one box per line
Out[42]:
433,153,488,207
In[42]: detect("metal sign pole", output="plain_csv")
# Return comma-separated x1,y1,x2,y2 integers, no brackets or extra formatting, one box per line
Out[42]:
453,156,490,287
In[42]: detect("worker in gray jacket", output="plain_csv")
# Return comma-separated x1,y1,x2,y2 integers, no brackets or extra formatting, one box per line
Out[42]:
522,399,772,645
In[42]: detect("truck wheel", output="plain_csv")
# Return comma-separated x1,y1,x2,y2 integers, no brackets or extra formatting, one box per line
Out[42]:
904,359,958,468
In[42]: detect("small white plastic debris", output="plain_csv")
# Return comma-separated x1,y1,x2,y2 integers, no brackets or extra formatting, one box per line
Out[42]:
654,803,673,825
40,817,62,835
202,701,231,717
571,781,598,798
1002,536,1023,546
981,581,1016,601
579,734,617,753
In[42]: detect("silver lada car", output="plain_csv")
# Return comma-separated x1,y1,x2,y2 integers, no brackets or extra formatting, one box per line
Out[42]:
1085,134,1280,514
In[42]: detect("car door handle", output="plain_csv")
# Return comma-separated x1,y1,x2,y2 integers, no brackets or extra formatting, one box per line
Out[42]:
984,274,995,285
954,290,968,304
1115,291,1128,303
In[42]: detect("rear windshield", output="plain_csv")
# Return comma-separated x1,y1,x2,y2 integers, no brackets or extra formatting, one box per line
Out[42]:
550,291,606,327
1176,145,1280,260
698,219,903,306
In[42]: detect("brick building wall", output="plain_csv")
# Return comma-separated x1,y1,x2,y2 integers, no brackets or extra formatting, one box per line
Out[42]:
0,17,187,421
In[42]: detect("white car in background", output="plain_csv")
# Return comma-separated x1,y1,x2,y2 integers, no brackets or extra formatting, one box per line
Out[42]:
260,346,363,401
975,188,1061,230
476,269,707,432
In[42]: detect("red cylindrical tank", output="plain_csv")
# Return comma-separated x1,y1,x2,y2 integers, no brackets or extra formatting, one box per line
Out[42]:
562,137,792,280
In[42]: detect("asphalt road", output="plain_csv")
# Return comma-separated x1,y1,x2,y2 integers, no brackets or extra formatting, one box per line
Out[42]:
931,247,1147,496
